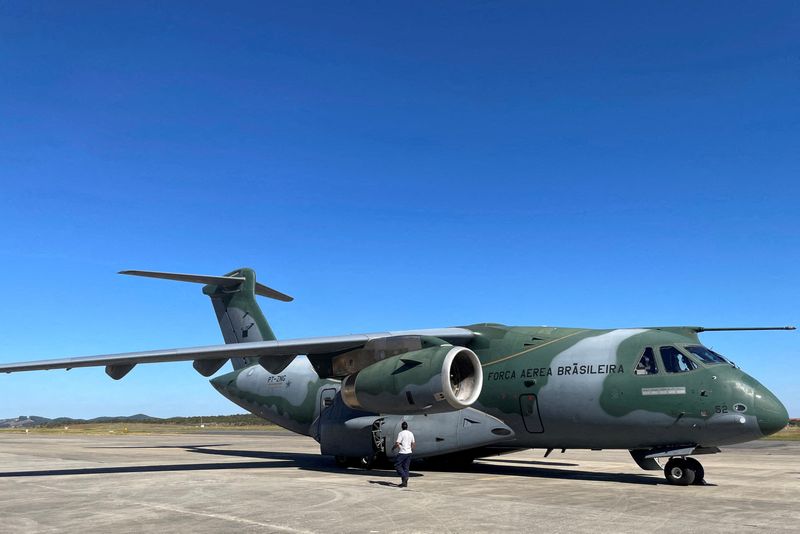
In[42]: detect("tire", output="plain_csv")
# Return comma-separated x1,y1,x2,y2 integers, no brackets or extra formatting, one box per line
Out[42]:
685,457,705,484
359,455,375,470
664,458,696,486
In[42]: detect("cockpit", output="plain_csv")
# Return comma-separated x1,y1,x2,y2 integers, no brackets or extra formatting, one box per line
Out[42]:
683,345,732,365
634,344,734,375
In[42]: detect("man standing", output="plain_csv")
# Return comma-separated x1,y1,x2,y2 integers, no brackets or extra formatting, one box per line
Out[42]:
392,421,415,488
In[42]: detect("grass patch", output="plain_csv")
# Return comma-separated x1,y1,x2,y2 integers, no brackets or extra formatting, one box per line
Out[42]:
762,425,800,441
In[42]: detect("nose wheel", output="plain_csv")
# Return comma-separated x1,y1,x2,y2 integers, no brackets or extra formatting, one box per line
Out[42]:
664,457,705,485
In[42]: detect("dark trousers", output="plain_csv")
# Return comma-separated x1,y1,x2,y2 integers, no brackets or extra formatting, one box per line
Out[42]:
394,453,412,481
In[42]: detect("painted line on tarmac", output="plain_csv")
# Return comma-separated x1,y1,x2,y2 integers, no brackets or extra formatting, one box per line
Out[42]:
132,501,313,533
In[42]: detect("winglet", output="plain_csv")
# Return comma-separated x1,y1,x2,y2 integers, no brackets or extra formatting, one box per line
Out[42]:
119,269,293,302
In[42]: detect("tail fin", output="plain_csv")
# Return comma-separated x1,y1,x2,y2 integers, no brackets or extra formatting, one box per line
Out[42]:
119,268,291,370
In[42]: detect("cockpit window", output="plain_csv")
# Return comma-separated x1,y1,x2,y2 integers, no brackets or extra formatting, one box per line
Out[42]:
684,345,730,365
660,346,697,373
635,347,658,375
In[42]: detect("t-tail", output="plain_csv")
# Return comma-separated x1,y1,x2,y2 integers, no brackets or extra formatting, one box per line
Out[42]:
119,268,292,370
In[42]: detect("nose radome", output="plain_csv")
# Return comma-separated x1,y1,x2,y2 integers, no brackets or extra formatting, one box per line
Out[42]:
756,389,789,437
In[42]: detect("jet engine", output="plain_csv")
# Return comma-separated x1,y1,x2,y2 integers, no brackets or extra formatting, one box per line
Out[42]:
340,345,483,414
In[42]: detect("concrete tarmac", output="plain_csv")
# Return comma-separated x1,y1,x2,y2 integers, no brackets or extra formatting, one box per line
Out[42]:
0,431,797,533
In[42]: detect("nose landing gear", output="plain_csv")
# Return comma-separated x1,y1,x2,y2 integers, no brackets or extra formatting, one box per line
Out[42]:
664,457,705,485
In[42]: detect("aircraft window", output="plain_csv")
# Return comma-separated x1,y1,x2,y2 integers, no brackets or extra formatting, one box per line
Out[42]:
684,345,730,365
634,347,658,375
660,346,697,373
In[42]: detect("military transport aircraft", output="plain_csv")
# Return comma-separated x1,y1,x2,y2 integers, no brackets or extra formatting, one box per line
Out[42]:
0,268,792,486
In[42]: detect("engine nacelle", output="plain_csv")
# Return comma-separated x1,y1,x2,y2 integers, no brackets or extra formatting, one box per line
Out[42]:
340,345,483,414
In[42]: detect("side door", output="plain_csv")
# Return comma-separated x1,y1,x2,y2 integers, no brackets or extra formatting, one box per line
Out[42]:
520,394,544,433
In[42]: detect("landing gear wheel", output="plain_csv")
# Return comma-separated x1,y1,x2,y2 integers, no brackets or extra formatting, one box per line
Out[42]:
360,455,375,470
685,457,705,485
664,458,696,486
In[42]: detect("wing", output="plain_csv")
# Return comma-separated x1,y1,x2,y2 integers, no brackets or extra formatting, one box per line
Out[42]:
0,327,475,379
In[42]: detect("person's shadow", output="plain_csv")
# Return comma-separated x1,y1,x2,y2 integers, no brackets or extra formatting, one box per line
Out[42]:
368,480,399,487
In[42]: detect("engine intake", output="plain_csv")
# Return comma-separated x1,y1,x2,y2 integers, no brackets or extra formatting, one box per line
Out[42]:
341,345,483,414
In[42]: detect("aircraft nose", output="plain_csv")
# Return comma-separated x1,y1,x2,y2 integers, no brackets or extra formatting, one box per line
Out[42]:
755,388,789,437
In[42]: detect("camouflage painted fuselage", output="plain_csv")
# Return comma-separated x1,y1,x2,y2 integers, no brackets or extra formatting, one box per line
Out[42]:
468,324,786,449
211,323,788,455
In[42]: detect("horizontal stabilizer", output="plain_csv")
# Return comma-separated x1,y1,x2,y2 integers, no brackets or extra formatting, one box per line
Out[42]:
119,270,293,302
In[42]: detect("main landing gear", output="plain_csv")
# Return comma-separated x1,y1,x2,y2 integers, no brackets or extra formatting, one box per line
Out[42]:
664,457,705,486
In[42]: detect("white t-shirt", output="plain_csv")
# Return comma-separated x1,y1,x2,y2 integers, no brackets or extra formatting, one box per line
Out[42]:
396,429,415,454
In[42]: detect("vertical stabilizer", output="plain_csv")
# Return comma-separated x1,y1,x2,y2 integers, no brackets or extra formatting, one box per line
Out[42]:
119,268,291,371
202,268,276,369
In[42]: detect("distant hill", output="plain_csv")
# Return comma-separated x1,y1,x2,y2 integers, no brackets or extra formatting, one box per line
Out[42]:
0,416,51,428
81,414,161,423
0,413,266,428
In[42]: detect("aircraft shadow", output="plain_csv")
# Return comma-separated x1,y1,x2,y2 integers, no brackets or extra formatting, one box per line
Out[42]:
87,444,233,450
471,461,660,485
186,447,660,485
93,446,670,485
0,446,661,485
0,447,393,479
184,447,408,479
0,461,291,478
485,458,578,468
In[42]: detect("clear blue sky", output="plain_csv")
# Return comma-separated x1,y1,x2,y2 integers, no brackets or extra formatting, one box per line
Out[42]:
1,2,797,418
